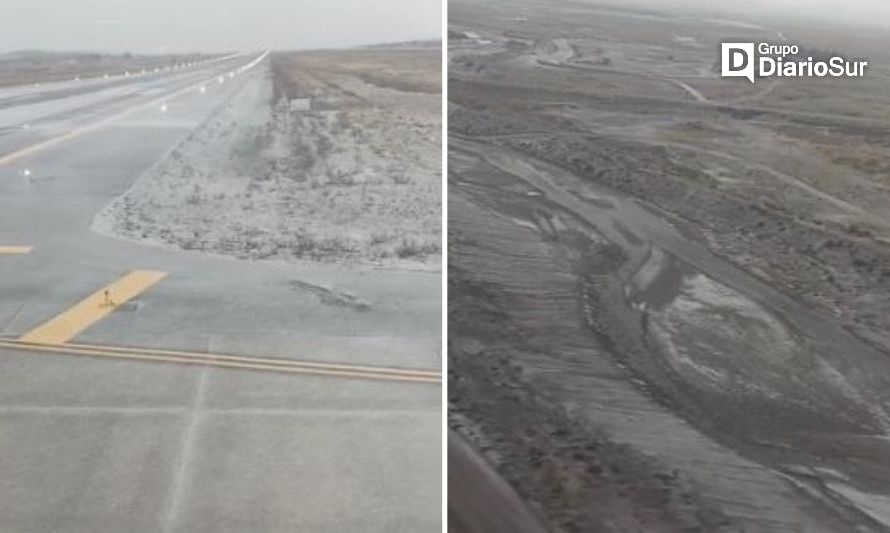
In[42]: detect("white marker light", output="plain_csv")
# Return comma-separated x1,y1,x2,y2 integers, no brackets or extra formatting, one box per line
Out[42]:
218,76,224,83
160,102,168,113
22,169,31,177
200,85,206,93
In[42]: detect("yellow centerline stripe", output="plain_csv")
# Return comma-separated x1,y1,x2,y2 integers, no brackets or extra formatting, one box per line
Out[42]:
0,246,32,254
0,340,440,384
19,270,167,345
0,79,206,167
0,52,267,168
47,340,441,378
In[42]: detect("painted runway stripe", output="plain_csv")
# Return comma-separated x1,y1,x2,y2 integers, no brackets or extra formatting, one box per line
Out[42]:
19,270,167,345
0,76,212,167
0,51,268,168
56,340,441,378
0,246,32,254
0,340,441,384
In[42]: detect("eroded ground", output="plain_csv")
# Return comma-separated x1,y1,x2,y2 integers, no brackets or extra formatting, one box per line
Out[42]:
449,1,890,531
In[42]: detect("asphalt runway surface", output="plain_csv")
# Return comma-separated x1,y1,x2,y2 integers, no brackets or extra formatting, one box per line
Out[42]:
0,53,441,533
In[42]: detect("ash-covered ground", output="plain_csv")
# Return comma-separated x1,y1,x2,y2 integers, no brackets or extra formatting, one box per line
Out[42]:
94,48,441,267
449,1,890,531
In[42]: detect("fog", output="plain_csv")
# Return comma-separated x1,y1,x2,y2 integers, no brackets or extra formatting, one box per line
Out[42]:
592,0,890,28
0,0,441,54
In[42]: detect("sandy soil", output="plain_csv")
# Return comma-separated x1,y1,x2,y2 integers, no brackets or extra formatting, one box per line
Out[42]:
93,48,441,267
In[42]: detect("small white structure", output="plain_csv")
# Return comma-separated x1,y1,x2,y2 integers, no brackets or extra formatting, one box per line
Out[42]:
288,97,312,112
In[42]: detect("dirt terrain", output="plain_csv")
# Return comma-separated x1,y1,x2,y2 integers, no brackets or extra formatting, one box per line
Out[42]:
449,1,890,531
94,47,441,266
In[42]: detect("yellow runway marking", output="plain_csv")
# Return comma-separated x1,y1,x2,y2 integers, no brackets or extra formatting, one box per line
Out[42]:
0,52,267,168
0,246,32,254
19,270,167,345
60,340,441,379
0,339,440,384
0,80,202,167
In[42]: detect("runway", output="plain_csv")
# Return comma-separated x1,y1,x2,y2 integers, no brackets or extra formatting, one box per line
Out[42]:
0,53,440,532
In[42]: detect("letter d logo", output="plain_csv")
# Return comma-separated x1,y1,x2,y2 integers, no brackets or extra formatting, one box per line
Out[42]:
721,42,755,83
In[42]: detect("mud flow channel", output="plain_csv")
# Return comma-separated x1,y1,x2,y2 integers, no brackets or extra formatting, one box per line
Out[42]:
450,135,890,531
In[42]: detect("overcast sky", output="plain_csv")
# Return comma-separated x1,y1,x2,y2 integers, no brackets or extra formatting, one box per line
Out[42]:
595,0,890,27
0,0,441,54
